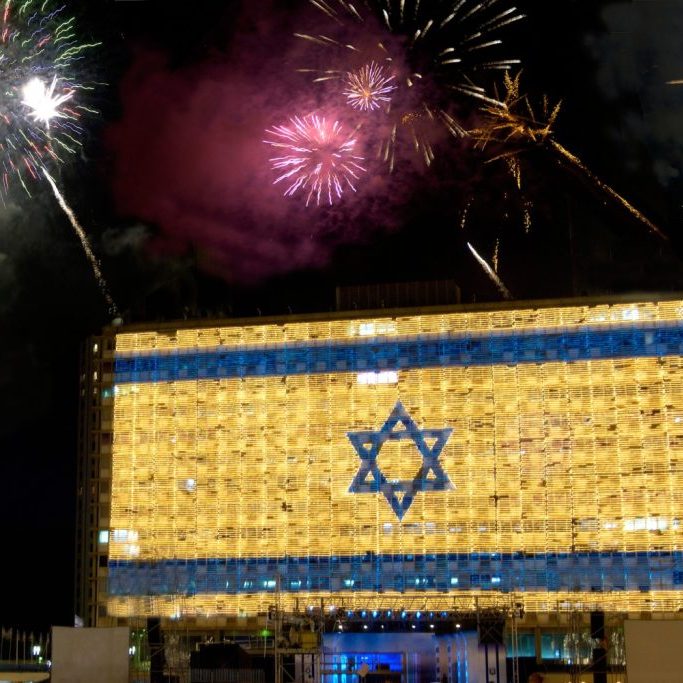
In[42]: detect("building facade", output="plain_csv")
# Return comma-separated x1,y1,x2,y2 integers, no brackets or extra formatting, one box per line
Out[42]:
76,295,683,679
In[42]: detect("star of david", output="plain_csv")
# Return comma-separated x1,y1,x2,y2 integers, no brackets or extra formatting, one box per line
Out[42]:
347,401,454,520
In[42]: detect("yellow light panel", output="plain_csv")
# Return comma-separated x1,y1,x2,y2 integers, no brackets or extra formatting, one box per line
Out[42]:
107,300,683,616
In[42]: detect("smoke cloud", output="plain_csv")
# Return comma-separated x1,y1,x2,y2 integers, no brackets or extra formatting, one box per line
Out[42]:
106,20,399,282
101,223,150,256
105,2,477,284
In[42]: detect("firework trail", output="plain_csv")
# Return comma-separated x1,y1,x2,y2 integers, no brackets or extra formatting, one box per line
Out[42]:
42,168,119,315
467,240,512,299
548,140,665,239
264,113,366,207
343,61,397,111
298,0,524,169
471,72,666,240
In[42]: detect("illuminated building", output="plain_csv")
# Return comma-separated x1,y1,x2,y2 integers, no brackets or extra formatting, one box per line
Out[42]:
76,295,683,680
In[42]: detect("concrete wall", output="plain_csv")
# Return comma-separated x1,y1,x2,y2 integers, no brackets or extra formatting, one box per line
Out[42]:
625,620,683,683
51,626,129,683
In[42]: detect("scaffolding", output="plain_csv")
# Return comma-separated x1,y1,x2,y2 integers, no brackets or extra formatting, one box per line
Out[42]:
548,605,627,683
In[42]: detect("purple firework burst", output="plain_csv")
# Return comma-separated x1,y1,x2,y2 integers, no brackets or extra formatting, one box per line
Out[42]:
264,114,366,207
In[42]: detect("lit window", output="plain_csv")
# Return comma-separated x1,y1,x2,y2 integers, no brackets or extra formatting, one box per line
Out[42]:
112,529,139,542
358,321,397,336
624,517,668,531
357,371,398,385
98,530,109,544
92,343,99,353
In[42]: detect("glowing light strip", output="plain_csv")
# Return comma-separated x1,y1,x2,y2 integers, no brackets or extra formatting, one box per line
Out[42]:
106,590,683,617
114,322,683,383
108,550,683,597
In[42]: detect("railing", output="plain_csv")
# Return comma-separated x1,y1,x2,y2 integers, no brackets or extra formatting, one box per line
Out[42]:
0,660,51,672
0,629,50,672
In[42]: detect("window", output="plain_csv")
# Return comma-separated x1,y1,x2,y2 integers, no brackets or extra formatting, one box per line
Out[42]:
505,631,535,658
357,371,399,385
540,633,563,661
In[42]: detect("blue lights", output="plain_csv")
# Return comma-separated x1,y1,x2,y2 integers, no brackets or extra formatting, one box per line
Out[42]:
323,651,403,681
347,401,454,520
108,550,683,596
111,314,683,609
114,321,683,385
327,608,479,635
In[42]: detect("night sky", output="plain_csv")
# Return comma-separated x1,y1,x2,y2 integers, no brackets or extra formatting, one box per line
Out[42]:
1,0,683,631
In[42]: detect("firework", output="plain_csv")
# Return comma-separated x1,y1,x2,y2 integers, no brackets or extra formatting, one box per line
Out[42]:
467,241,513,300
0,1,116,312
471,72,666,240
343,61,397,111
264,114,366,207
21,76,73,127
298,0,524,168
0,0,99,196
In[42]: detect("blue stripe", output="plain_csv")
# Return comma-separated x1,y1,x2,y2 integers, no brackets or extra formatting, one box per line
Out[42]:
113,323,683,384
108,551,683,596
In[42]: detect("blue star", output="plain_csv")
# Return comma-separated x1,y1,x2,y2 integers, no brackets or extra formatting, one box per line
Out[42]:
347,401,454,520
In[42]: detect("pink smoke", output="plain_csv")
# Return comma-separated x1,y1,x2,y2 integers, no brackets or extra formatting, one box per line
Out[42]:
105,34,403,283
